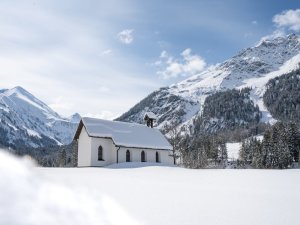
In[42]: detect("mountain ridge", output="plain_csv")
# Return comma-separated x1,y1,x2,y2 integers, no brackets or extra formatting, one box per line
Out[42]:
0,86,80,149
117,34,300,131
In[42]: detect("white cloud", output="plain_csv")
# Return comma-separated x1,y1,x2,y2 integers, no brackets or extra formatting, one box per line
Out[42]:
101,49,112,55
156,49,206,79
160,50,168,58
251,20,257,25
117,29,134,44
273,9,300,32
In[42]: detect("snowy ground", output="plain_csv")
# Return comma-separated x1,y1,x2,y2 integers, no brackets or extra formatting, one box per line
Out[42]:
1,151,300,225
226,135,264,161
226,142,241,160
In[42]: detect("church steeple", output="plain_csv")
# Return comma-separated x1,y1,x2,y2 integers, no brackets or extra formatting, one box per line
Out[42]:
144,112,157,128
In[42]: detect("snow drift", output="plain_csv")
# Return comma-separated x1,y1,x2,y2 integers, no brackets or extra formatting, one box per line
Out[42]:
0,150,140,225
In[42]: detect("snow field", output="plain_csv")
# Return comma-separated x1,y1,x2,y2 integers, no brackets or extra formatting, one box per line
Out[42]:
1,150,300,225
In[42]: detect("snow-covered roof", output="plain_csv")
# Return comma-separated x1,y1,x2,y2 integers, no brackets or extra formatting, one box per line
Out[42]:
144,112,157,120
74,117,172,150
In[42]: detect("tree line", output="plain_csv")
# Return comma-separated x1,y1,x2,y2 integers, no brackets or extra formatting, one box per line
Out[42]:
239,122,300,169
164,122,228,169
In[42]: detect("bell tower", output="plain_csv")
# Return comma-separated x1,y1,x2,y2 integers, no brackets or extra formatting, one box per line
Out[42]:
144,112,157,128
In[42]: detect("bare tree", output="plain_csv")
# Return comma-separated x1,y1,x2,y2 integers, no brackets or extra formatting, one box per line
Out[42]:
163,121,181,165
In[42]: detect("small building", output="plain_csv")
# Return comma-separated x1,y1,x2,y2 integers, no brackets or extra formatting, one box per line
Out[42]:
73,117,173,167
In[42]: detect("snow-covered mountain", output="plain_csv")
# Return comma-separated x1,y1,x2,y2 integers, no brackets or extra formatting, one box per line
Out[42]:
0,86,80,148
117,34,300,129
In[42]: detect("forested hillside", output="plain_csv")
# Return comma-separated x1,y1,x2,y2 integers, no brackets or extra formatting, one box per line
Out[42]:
191,88,262,138
263,68,300,123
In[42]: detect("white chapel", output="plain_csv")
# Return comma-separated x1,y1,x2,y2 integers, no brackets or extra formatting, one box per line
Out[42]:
73,115,173,167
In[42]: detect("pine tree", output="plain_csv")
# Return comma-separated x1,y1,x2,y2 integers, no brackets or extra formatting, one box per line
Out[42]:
197,146,208,168
59,149,66,167
239,138,254,165
72,140,78,167
286,123,300,162
261,129,272,168
239,139,248,165
178,134,191,165
218,140,228,166
277,138,292,169
251,138,262,168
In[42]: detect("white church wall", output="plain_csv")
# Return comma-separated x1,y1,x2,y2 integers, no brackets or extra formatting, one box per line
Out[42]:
158,149,174,164
90,137,116,167
118,147,173,164
77,127,92,167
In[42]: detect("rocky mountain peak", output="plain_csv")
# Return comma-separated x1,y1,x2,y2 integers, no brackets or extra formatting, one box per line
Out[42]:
118,34,300,130
69,113,81,123
0,86,80,148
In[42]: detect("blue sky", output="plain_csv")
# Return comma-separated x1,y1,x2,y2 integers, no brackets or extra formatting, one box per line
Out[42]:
0,0,299,119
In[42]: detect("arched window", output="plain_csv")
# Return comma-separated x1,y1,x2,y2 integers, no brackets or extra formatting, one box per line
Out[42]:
126,150,131,162
98,146,103,161
141,151,146,162
156,151,160,163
